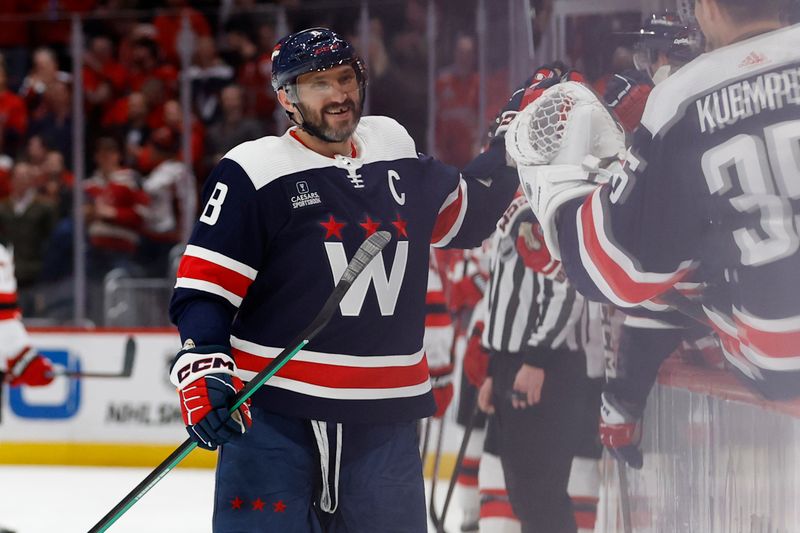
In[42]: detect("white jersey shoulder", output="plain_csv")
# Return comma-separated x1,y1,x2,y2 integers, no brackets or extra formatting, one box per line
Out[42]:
353,115,418,165
223,115,419,190
641,23,800,136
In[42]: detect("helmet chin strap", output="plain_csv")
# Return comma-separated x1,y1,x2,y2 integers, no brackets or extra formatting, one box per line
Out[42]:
289,103,343,143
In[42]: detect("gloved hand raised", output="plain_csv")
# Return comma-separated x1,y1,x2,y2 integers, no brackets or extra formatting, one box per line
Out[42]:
488,62,573,144
170,342,252,450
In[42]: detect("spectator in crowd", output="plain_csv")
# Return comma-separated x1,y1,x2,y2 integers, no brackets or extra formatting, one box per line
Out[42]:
189,36,235,124
28,81,73,167
82,34,128,120
0,162,57,305
435,34,480,167
84,137,148,323
204,84,264,170
222,16,277,128
370,0,429,148
161,99,204,171
153,0,212,66
85,137,147,276
137,126,191,277
23,135,49,171
18,47,71,120
127,37,177,97
38,150,74,221
0,58,28,157
113,91,152,170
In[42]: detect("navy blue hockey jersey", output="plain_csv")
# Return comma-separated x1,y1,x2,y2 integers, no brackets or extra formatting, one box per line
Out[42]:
170,116,517,423
558,24,800,382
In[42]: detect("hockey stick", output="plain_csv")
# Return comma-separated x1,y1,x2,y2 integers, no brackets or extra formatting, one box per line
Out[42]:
420,417,432,462
88,231,391,533
428,414,448,532
48,337,136,379
437,401,480,533
616,456,633,533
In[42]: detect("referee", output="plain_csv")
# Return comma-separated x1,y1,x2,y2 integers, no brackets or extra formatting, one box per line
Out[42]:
477,194,591,533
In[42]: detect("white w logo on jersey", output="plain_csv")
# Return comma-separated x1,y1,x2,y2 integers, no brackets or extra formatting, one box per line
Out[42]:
324,242,408,316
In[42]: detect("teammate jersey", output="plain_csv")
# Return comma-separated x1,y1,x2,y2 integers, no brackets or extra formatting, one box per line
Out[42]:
558,24,800,384
170,115,518,424
0,244,31,366
423,250,454,374
483,195,584,367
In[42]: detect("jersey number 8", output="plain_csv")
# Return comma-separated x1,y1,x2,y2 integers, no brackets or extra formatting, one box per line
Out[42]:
200,182,229,226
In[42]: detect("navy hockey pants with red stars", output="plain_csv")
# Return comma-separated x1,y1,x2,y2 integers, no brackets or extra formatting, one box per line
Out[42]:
213,406,427,532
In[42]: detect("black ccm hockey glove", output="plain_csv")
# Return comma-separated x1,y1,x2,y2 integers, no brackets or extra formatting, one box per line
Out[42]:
170,342,252,450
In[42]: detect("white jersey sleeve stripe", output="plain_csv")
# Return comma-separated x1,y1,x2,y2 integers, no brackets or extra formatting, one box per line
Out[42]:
235,374,433,401
174,278,244,307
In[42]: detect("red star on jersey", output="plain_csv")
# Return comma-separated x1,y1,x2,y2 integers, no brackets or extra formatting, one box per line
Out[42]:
360,215,381,237
231,496,243,510
320,215,346,240
273,500,287,513
252,498,266,511
391,215,408,238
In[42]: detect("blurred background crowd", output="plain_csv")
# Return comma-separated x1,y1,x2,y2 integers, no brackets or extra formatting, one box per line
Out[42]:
0,0,794,327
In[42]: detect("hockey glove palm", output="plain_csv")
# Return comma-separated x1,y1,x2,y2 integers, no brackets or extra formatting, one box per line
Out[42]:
5,347,54,387
599,392,643,469
603,70,653,134
516,221,565,281
463,321,489,388
430,364,454,419
170,344,252,450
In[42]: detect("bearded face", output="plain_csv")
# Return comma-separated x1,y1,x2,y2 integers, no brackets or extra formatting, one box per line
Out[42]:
295,92,362,142
291,65,363,142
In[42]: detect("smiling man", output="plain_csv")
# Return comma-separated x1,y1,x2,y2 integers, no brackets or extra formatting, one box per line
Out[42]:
167,27,527,532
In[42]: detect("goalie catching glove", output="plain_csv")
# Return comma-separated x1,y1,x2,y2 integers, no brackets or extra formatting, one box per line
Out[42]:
506,81,626,259
170,342,252,450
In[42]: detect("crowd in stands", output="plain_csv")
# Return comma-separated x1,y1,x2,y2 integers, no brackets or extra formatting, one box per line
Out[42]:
0,0,621,324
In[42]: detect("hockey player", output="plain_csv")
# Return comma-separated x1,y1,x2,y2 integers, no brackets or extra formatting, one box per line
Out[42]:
168,28,525,532
599,16,710,469
508,0,800,402
0,242,54,533
425,250,456,420
0,243,53,390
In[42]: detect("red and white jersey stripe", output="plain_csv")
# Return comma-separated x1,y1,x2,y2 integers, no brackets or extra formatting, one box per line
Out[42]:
576,188,695,308
431,180,468,247
230,335,431,401
175,245,258,307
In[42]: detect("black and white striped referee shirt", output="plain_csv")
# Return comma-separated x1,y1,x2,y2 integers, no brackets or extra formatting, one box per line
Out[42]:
481,196,585,364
